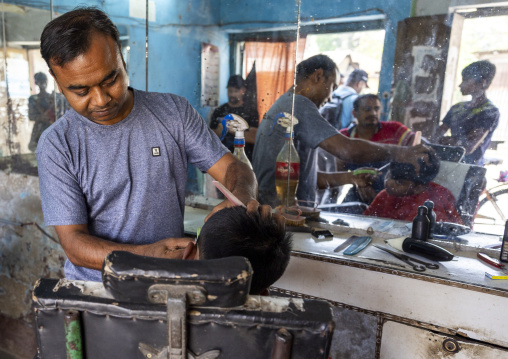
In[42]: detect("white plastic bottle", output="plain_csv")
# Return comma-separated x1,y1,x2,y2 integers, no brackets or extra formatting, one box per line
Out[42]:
221,114,252,169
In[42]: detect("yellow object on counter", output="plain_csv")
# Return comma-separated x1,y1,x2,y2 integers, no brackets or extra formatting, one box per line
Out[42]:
485,272,508,280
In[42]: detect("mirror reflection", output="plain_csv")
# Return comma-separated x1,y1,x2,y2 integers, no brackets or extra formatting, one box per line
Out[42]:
0,1,506,237
248,2,508,237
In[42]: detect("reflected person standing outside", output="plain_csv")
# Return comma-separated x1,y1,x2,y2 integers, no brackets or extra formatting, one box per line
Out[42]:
28,72,69,151
434,60,499,166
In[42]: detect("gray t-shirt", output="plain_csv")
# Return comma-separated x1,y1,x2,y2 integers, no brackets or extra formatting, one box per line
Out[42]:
252,91,338,206
37,88,228,281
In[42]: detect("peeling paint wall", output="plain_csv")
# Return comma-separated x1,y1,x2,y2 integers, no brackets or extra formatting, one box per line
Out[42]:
0,170,65,359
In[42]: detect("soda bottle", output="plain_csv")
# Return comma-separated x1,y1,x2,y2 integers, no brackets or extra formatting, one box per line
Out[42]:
233,130,252,169
275,131,300,207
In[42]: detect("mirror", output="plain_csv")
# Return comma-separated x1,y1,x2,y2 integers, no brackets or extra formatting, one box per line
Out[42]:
0,1,506,237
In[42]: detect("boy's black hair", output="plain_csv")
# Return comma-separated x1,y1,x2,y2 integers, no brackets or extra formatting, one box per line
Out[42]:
390,149,440,185
40,7,121,69
198,206,293,295
353,94,380,111
34,72,48,84
462,60,496,86
295,54,338,82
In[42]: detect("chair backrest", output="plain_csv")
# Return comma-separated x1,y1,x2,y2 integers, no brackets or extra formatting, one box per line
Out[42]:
428,143,466,162
33,252,334,359
433,160,486,227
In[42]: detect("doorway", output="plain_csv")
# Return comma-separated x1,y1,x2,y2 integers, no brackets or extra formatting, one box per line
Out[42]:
302,29,386,95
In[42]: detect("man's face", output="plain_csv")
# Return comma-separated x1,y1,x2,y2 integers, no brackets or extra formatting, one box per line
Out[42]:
318,69,339,107
36,80,47,92
459,76,484,96
353,97,381,128
228,86,246,106
357,80,367,94
50,33,133,125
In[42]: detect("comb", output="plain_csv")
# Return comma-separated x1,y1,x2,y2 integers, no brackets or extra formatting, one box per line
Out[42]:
413,131,422,146
212,181,246,208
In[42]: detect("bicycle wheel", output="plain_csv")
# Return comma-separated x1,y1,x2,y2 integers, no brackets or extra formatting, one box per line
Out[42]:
476,185,508,227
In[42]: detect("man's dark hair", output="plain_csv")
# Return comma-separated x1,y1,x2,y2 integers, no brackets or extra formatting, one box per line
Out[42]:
390,149,440,185
198,206,293,295
353,94,380,111
227,75,246,89
40,7,121,69
462,60,496,86
296,54,337,82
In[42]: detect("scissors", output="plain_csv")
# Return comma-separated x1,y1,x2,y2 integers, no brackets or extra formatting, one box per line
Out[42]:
373,244,439,272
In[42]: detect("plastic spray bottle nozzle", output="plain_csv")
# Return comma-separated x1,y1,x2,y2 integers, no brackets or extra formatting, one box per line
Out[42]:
235,130,245,139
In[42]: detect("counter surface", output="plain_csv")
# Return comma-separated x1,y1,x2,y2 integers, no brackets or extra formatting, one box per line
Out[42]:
184,206,508,292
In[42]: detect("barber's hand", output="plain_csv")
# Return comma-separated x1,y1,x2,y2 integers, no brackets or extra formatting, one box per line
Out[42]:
393,144,434,175
206,195,256,221
248,201,286,229
139,237,195,259
356,185,378,203
350,169,378,188
350,170,379,204
207,199,283,227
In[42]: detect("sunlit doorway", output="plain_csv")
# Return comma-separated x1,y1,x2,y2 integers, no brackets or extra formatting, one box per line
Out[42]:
443,6,508,234
302,29,386,95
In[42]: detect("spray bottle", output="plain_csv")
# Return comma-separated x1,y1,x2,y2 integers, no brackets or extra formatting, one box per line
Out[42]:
220,114,252,169
274,112,300,207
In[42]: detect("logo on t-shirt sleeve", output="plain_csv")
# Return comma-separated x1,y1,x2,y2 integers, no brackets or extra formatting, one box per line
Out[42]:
152,147,161,157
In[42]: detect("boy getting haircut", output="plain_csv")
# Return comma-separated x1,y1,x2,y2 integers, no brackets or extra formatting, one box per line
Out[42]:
389,148,440,185
364,150,464,224
198,206,293,295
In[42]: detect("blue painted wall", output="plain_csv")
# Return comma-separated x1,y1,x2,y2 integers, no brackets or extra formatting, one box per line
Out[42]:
126,0,225,119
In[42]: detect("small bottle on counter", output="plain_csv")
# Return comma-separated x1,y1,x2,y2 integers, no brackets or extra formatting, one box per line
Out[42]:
424,200,436,238
412,205,430,241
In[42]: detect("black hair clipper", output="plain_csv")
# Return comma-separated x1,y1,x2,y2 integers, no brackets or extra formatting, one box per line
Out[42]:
402,238,454,262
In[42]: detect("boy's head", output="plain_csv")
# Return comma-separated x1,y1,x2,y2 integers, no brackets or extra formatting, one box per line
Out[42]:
385,149,440,197
197,206,293,295
461,60,496,86
460,60,496,95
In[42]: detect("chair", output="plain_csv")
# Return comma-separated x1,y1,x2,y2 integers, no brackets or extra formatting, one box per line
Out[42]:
32,251,335,359
433,160,486,227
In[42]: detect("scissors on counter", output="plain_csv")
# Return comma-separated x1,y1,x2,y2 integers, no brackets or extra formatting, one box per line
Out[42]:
373,244,439,272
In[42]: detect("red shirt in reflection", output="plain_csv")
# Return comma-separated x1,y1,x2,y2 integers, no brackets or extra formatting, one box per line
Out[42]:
363,182,464,224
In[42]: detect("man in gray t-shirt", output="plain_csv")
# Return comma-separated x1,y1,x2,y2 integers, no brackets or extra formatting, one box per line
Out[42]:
252,55,433,207
37,8,260,281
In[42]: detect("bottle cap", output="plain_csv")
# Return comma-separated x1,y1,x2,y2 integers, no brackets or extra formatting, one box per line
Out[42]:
424,200,434,209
